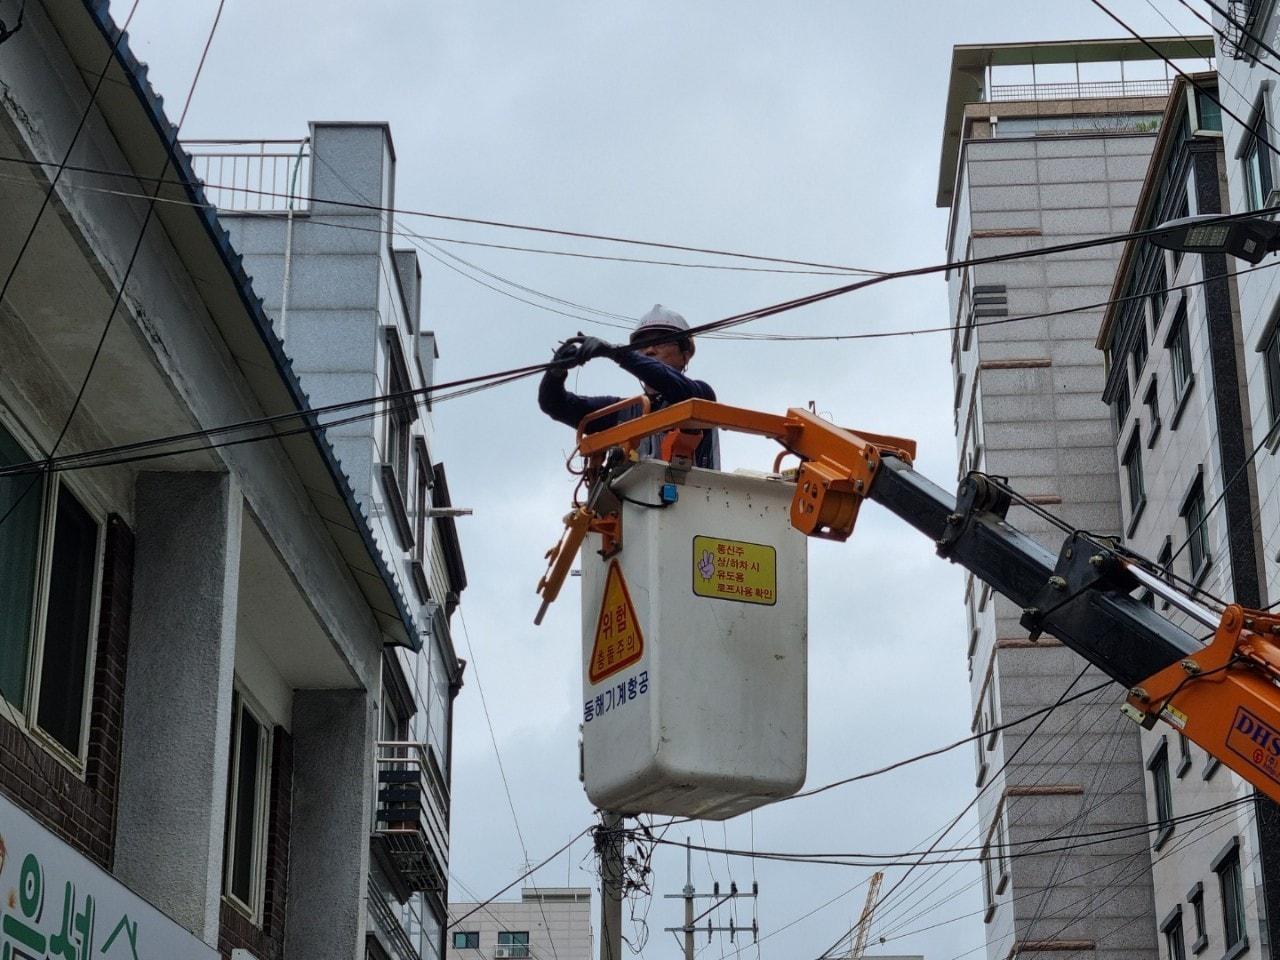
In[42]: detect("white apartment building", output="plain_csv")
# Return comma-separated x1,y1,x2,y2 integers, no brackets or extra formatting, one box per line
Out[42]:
199,122,470,960
1099,69,1276,960
448,887,593,960
937,37,1217,960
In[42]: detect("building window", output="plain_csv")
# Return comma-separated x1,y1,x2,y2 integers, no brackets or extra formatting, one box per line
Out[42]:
1195,89,1223,132
411,440,432,602
1188,881,1209,954
1145,378,1161,445
1158,536,1174,611
1264,324,1280,430
498,931,530,958
1177,732,1193,777
989,804,1010,894
383,330,415,498
1114,368,1131,428
1149,258,1168,330
452,932,479,950
1243,98,1274,211
973,709,989,788
984,669,999,747
1163,906,1187,960
1147,737,1174,849
223,690,272,922
0,418,104,765
980,841,996,922
1168,301,1193,425
1124,430,1145,533
1180,472,1211,582
1212,839,1248,956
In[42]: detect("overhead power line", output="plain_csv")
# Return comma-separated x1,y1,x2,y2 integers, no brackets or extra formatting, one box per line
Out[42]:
635,794,1252,868
0,152,884,276
5,209,1278,501
1199,0,1280,66
1088,0,1280,161
446,826,595,930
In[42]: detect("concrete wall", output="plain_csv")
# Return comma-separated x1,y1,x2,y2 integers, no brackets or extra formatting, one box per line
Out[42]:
948,124,1160,960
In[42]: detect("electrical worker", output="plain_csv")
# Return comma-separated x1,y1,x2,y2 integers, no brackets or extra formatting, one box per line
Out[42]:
538,304,720,469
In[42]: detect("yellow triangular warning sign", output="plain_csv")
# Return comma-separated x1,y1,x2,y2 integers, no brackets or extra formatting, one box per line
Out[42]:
589,560,644,684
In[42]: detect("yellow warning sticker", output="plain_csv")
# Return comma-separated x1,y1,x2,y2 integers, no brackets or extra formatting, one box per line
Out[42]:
589,561,644,684
692,535,777,606
1161,704,1189,730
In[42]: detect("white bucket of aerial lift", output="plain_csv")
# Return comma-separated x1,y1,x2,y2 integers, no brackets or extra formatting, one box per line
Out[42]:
579,458,808,820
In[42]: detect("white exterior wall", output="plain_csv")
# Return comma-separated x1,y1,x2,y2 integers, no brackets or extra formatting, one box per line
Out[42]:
1108,132,1273,960
948,112,1161,960
449,888,594,960
1205,14,1280,956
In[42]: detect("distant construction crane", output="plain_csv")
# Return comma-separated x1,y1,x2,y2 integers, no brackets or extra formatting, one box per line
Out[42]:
848,871,883,960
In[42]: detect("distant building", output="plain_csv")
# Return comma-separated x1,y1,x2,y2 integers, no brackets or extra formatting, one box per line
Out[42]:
936,36,1215,960
196,122,469,960
447,887,593,960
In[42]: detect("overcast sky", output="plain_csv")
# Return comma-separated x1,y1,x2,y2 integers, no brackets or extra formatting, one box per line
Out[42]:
124,3,1205,957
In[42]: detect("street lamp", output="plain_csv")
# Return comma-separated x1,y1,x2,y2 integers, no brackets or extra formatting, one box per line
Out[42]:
1147,213,1280,264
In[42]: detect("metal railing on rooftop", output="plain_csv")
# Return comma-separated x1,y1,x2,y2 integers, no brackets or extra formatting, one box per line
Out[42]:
182,138,310,212
988,78,1175,103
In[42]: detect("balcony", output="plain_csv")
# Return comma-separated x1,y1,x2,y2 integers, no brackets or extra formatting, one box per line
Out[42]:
181,138,311,212
373,740,449,896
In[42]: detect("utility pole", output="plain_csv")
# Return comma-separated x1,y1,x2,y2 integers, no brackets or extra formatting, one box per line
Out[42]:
664,837,758,957
598,812,624,960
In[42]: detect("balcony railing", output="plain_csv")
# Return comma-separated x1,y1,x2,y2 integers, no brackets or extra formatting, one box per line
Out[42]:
374,740,449,894
988,78,1174,103
181,138,310,212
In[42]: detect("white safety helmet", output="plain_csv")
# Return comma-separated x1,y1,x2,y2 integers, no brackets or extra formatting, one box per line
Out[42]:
631,304,694,356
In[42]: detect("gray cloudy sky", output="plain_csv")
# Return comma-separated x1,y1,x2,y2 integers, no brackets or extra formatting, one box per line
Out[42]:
126,2,1203,957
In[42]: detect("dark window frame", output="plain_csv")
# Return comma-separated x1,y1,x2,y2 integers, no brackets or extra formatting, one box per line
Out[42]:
222,687,273,924
0,414,105,772
1162,904,1187,960
452,932,480,950
1146,736,1174,849
1145,377,1161,447
1188,880,1209,955
1167,299,1195,430
1123,428,1146,536
1242,94,1274,211
1211,837,1248,957
1179,469,1211,584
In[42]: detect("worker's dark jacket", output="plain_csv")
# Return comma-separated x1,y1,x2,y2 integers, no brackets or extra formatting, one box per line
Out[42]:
538,351,720,469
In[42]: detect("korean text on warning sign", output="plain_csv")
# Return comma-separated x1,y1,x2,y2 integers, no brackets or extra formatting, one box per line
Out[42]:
692,535,777,606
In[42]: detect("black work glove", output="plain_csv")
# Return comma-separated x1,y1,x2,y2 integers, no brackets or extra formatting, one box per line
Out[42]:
547,339,581,380
576,335,620,362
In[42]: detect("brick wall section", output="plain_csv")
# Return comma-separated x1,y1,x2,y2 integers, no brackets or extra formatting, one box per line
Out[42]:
0,512,133,870
219,727,293,960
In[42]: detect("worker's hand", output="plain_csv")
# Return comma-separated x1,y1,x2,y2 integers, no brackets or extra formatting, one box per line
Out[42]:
547,339,582,379
576,336,620,363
